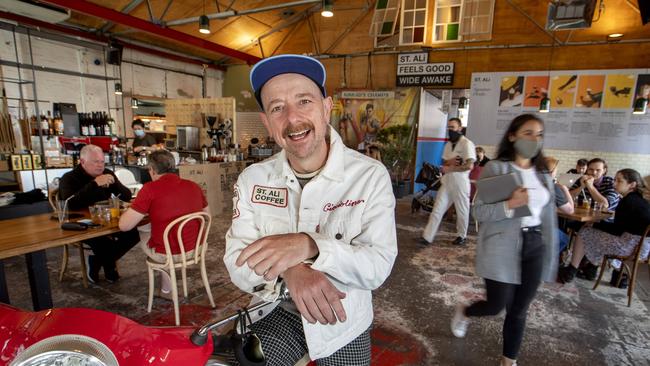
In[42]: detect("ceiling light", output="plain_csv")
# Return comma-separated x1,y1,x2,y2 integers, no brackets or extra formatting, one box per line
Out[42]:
114,82,122,95
633,97,648,115
607,33,623,39
131,98,138,109
321,0,333,17
199,15,210,34
539,97,551,113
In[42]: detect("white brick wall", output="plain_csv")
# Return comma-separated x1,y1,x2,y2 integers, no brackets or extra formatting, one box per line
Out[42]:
478,145,650,186
236,112,267,148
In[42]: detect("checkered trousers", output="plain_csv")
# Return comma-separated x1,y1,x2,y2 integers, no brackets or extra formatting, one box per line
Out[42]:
244,306,371,366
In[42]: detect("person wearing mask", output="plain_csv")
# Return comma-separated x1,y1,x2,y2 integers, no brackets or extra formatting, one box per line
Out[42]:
569,158,619,211
567,158,588,175
419,117,476,246
224,54,397,364
131,119,159,153
475,146,490,167
558,169,650,286
450,114,558,366
59,144,140,283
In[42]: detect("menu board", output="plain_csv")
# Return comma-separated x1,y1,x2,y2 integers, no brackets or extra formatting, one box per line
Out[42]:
466,69,650,154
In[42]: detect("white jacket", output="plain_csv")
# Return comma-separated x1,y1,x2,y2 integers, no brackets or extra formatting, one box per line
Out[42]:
224,128,397,359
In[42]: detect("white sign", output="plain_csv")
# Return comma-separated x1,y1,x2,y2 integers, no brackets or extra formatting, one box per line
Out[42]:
466,69,650,154
340,90,396,99
398,52,428,65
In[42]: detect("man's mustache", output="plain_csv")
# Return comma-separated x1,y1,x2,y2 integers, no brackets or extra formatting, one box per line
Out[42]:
283,122,315,138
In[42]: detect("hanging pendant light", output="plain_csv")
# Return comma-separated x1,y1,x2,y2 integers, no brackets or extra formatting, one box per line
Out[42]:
114,82,123,95
321,0,334,17
539,97,551,113
131,98,139,109
633,97,648,115
199,15,210,34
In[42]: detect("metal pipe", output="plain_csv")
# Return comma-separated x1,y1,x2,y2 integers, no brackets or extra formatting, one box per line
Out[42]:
0,60,119,80
39,0,260,64
166,0,320,25
26,29,48,186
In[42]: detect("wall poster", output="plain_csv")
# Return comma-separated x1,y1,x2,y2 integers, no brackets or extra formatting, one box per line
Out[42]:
467,69,650,154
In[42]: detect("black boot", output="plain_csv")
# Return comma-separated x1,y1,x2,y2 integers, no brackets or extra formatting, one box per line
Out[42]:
558,265,578,284
576,262,598,281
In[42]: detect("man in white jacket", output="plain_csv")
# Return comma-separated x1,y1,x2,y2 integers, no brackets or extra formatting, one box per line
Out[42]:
224,54,397,364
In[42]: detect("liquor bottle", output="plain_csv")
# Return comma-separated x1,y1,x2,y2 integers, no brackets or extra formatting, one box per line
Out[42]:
54,111,64,135
46,111,54,135
103,112,111,136
40,112,49,135
80,113,89,136
88,112,96,136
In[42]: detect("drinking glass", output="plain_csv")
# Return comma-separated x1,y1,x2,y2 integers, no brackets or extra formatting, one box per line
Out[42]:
56,200,68,224
101,207,112,224
593,201,602,213
89,205,101,224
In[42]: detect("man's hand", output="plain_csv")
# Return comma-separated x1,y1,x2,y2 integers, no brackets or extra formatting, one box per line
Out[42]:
582,175,595,189
283,264,347,325
236,233,318,281
95,174,114,188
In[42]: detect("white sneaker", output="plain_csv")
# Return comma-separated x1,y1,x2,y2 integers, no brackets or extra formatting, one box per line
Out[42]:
450,304,469,338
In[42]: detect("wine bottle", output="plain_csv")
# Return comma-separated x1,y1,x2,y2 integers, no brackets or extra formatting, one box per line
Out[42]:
80,113,89,136
88,112,96,136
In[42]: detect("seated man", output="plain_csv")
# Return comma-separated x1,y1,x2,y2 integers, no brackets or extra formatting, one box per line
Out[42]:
119,150,209,299
569,157,620,211
566,158,588,175
59,144,139,283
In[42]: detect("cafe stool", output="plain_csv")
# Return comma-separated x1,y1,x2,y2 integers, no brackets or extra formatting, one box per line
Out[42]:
48,187,92,288
592,224,650,307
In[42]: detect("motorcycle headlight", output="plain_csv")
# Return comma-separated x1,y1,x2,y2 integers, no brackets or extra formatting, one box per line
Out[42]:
10,334,118,366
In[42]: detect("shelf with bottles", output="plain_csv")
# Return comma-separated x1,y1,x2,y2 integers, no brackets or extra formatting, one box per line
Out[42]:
27,111,65,137
78,111,117,137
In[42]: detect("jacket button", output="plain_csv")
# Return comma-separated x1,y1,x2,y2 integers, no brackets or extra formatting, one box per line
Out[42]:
335,233,342,240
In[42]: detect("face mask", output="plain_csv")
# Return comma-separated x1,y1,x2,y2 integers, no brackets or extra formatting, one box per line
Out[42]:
514,139,542,159
448,130,461,143
134,130,145,137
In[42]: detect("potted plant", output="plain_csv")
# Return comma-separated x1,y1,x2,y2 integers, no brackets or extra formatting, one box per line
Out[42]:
375,124,415,198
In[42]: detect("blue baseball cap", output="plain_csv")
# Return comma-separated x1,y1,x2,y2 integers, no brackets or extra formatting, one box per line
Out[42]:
250,54,327,109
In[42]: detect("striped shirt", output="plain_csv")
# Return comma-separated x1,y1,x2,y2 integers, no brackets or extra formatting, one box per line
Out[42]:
571,175,620,211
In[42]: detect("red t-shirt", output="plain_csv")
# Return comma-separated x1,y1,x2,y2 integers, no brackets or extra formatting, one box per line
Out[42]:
131,174,208,254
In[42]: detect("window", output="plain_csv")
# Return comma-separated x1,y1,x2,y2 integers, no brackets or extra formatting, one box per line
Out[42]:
400,0,429,45
370,0,401,37
433,0,463,42
460,0,495,41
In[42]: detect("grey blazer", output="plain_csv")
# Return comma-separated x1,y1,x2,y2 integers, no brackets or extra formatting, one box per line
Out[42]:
472,159,559,284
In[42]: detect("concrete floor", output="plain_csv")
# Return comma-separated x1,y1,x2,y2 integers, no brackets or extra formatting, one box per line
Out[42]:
3,197,650,365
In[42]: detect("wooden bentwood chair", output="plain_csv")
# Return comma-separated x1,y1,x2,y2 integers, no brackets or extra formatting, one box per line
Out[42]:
592,224,650,307
146,211,215,325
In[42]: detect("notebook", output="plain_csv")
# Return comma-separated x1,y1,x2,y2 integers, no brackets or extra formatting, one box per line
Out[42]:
475,172,532,217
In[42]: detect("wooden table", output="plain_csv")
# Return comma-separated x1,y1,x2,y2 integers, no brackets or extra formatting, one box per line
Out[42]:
557,207,613,222
0,212,121,310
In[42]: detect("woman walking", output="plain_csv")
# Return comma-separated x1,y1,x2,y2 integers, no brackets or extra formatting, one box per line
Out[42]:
450,114,558,366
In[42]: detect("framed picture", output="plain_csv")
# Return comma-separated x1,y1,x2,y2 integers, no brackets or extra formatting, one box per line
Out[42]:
21,155,33,170
11,155,23,170
32,154,42,169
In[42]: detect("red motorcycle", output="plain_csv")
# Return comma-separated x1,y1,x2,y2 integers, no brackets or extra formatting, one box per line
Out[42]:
0,295,282,366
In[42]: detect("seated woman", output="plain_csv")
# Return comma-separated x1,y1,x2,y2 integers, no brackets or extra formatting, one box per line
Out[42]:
558,169,650,285
545,157,574,253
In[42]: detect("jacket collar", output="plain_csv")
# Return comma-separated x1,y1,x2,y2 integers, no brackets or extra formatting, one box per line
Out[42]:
272,126,345,183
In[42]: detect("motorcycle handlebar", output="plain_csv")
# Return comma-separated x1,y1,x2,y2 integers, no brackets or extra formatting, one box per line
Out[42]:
190,283,290,346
